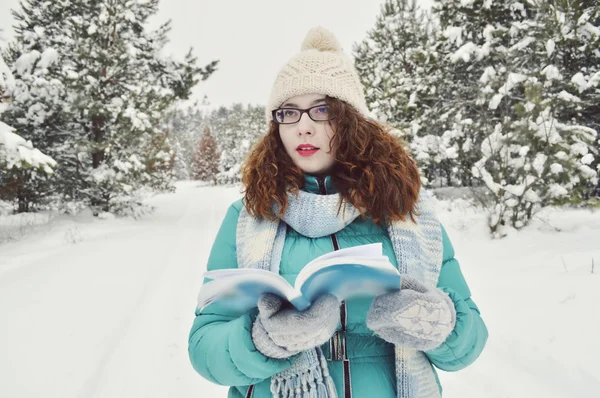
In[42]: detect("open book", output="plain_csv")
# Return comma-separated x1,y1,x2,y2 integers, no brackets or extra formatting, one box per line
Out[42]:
197,243,401,312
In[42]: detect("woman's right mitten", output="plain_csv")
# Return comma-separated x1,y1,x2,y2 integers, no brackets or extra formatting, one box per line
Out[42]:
251,293,340,359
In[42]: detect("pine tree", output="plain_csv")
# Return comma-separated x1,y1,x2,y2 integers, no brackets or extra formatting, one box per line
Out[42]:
354,0,448,185
356,0,598,235
1,39,57,212
461,0,599,235
209,104,266,184
3,0,218,214
191,126,219,183
537,0,600,198
164,106,206,180
165,103,267,185
430,0,541,189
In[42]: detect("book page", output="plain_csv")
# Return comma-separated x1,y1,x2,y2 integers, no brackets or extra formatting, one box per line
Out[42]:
296,254,395,289
303,243,384,269
197,270,299,313
297,261,401,307
204,268,278,280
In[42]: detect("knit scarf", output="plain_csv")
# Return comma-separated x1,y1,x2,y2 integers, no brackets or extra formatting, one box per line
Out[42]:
236,188,444,398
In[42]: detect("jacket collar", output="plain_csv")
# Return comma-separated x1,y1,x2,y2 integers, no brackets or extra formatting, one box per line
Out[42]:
303,174,338,195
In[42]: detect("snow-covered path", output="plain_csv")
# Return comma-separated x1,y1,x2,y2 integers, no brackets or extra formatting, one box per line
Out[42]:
1,183,599,398
0,182,235,398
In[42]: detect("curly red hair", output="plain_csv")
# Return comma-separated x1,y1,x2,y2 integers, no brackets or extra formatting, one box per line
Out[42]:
241,97,421,225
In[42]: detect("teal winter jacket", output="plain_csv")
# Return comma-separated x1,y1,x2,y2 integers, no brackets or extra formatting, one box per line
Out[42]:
188,175,488,397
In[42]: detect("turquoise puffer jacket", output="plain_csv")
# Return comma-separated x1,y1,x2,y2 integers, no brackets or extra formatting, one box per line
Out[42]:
188,175,488,397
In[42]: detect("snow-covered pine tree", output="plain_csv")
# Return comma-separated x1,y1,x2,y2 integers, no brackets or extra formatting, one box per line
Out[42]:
1,34,57,213
209,104,266,184
353,0,448,185
212,105,242,183
191,126,219,183
4,0,218,214
467,0,599,236
164,106,206,181
427,0,540,189
165,102,267,185
536,0,600,198
354,0,435,127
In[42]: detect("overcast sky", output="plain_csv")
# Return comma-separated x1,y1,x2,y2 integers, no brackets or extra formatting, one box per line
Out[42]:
1,0,433,109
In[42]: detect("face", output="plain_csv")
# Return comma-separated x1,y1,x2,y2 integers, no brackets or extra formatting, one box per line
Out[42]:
277,93,337,176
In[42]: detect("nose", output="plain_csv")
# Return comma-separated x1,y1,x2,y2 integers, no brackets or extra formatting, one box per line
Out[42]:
296,112,314,136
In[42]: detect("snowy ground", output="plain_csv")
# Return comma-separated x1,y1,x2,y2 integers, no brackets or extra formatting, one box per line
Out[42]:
0,182,598,398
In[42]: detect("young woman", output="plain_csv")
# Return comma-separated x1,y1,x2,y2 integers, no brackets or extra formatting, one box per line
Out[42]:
188,27,488,398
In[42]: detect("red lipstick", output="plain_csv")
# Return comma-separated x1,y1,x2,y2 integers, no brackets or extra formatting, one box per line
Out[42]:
296,144,319,157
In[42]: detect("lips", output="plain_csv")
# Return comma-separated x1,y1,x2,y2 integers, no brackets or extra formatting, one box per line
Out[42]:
296,144,319,157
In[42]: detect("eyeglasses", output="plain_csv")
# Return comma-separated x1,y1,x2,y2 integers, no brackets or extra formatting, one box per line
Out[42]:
272,104,334,125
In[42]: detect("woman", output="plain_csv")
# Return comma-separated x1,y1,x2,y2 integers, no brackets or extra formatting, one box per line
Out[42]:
188,27,488,398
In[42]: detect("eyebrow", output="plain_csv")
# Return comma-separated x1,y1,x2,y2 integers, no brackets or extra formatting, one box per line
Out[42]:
281,98,327,108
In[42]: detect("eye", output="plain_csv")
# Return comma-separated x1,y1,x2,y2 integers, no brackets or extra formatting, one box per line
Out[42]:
314,105,328,114
284,109,298,117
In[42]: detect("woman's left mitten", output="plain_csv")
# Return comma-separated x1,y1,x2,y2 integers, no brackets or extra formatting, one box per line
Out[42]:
366,276,456,351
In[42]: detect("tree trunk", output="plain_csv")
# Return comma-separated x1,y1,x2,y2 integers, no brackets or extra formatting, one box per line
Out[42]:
91,114,106,213
91,114,105,169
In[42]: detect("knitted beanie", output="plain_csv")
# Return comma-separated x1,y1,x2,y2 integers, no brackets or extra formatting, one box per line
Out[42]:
266,26,369,122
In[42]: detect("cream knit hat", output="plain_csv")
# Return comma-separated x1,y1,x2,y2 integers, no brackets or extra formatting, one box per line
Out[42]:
266,26,369,122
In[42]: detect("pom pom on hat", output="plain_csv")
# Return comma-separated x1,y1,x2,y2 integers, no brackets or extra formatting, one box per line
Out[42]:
300,26,342,52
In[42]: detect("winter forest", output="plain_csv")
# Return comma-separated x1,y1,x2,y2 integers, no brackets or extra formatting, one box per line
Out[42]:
1,0,599,237
1,0,599,397
1,0,599,236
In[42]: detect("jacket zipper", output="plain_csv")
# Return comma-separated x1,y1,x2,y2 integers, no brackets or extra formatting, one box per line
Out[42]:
249,178,351,398
317,176,352,398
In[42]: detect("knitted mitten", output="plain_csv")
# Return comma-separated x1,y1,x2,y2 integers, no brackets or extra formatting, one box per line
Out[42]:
252,293,340,359
366,275,456,351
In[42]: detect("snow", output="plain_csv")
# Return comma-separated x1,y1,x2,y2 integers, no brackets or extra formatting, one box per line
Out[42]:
0,121,57,172
546,39,555,57
0,183,598,397
588,71,600,89
557,90,581,102
38,48,59,69
482,25,495,42
581,153,594,165
479,66,496,84
500,73,528,94
488,73,530,110
510,2,527,18
571,72,588,93
125,107,152,130
0,53,15,89
578,164,597,180
581,23,600,40
66,70,79,79
488,93,503,110
450,42,479,63
550,163,564,174
532,153,547,175
407,91,417,108
541,65,562,81
14,50,41,76
510,36,535,51
548,183,568,198
443,26,463,46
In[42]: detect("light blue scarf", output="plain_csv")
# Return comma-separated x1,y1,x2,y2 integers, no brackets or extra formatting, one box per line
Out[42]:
237,188,443,398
